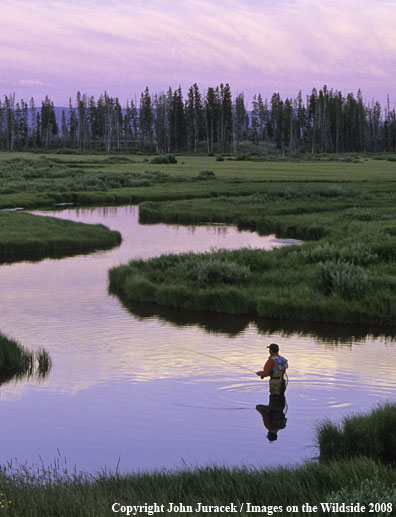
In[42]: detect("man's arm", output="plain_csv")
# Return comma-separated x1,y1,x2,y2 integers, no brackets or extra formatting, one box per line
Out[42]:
256,357,275,379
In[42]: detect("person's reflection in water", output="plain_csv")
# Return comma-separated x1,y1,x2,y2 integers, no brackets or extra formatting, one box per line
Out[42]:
256,394,287,442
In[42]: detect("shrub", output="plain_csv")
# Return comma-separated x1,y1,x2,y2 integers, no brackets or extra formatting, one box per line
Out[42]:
197,170,216,180
166,154,178,164
149,154,177,165
187,259,251,287
316,260,369,296
216,156,224,161
150,156,168,164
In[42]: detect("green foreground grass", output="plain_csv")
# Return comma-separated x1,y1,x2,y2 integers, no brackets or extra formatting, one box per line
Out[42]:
1,404,396,516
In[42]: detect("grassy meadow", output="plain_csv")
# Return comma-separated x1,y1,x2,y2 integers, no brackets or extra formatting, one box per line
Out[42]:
1,152,396,322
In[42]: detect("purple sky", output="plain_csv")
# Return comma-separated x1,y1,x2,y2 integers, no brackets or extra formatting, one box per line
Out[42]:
1,0,396,107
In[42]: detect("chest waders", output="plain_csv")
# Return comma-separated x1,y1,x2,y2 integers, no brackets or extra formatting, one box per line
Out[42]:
269,355,288,395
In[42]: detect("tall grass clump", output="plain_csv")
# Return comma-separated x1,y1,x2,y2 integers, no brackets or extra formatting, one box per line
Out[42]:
186,258,251,286
0,333,51,383
297,242,378,265
317,403,396,465
316,260,369,296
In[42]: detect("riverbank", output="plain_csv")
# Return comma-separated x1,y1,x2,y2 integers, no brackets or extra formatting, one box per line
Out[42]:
1,403,395,516
2,152,396,321
0,211,121,263
108,236,396,325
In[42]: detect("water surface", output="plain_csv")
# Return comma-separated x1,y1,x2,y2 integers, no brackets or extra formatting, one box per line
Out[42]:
1,206,395,474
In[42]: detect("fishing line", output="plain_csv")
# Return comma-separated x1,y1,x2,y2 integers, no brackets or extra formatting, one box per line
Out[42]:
172,402,251,411
175,345,257,374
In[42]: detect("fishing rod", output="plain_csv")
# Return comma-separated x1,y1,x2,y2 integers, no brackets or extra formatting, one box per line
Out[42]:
175,345,257,374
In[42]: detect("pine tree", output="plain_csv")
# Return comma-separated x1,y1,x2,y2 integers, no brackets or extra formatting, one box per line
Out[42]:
233,93,248,152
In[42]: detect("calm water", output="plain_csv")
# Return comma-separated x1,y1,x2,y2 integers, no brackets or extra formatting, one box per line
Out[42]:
1,206,395,474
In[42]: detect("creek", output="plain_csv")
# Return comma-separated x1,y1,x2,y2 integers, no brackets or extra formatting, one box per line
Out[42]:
1,205,395,474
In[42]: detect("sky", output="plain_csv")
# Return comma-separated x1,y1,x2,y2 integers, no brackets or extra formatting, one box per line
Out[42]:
0,0,395,107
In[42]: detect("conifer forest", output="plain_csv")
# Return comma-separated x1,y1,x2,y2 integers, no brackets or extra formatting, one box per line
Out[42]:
1,84,395,154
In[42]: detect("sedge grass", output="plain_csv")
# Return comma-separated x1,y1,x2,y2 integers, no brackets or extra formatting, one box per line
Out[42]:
317,403,396,465
0,212,121,263
2,153,396,324
0,457,394,516
0,333,51,383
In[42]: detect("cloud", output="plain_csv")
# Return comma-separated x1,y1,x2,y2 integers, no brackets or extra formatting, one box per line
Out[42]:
0,0,395,104
19,79,45,86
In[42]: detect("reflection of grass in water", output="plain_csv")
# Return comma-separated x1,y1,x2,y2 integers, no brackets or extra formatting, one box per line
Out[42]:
0,333,51,385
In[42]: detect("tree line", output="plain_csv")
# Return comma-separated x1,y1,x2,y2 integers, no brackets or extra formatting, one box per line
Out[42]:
0,84,395,154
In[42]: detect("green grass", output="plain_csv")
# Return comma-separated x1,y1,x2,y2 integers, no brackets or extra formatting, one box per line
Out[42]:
317,403,396,465
2,152,396,323
0,332,51,384
0,455,394,516
108,238,396,325
0,211,121,263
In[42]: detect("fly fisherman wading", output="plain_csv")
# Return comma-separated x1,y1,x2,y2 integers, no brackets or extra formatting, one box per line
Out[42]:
256,343,288,396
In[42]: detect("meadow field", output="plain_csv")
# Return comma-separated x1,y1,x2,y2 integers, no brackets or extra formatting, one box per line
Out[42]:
1,152,396,324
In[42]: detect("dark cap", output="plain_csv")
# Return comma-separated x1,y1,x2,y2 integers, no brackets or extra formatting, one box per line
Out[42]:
267,343,279,353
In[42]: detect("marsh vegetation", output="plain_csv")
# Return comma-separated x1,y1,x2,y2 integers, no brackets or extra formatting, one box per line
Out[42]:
0,332,51,385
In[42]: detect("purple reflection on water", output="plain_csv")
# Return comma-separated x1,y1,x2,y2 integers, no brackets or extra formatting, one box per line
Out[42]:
0,206,395,474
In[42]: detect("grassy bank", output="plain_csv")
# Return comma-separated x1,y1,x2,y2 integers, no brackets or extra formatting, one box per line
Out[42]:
103,154,396,326
0,459,394,516
0,332,51,384
0,211,121,263
108,236,396,325
2,152,396,323
1,404,396,516
317,403,396,465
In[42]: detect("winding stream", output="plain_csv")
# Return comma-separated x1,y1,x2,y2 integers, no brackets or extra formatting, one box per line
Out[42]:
1,205,395,474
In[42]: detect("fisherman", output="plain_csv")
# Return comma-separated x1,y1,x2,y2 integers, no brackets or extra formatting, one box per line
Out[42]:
256,343,288,396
